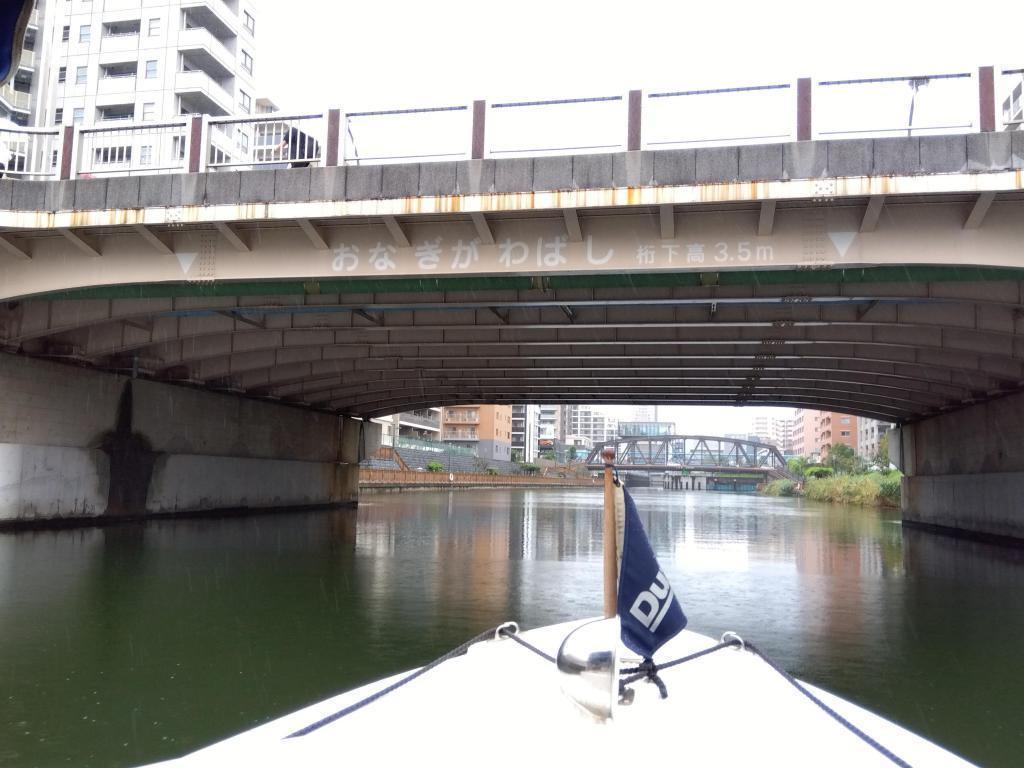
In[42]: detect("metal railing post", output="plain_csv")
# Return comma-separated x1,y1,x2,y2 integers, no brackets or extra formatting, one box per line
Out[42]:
325,108,341,166
977,65,995,132
59,125,76,180
471,99,486,160
797,77,812,141
627,89,642,151
186,114,203,173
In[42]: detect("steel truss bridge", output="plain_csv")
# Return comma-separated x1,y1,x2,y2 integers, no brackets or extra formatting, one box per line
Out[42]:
585,435,792,479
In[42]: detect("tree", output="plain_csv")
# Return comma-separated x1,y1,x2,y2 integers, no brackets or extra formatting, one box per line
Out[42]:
874,432,891,469
567,446,578,462
824,443,859,475
787,456,810,476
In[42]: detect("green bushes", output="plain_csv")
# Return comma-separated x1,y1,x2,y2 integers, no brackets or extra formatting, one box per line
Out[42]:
877,475,902,506
426,461,444,472
800,472,902,506
804,475,881,505
763,479,798,497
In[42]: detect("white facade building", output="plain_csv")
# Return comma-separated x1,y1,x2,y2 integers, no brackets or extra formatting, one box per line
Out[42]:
511,404,540,463
563,405,618,446
857,418,892,464
32,0,258,131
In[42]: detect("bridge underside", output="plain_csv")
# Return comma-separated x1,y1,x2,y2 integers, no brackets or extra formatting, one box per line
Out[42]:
2,261,1023,423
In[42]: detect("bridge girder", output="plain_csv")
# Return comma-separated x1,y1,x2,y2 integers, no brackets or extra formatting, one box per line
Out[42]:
2,186,1023,423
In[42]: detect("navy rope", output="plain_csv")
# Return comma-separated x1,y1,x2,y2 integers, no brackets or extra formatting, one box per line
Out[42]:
743,640,913,768
286,623,912,767
286,626,500,738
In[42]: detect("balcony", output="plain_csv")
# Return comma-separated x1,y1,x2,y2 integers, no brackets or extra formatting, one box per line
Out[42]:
101,31,141,55
398,410,441,432
177,27,236,79
445,410,479,424
444,429,479,441
96,74,138,97
174,69,232,116
0,84,30,113
181,1,237,39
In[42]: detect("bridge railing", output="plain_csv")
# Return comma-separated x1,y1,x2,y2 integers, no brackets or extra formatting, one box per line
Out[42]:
0,126,62,180
76,120,189,177
0,64,1018,183
207,112,325,170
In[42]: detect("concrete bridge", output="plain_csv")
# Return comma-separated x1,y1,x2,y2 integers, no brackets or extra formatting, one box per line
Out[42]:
1,66,1024,541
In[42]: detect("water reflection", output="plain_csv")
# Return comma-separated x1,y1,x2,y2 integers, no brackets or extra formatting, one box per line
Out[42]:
1,489,1022,766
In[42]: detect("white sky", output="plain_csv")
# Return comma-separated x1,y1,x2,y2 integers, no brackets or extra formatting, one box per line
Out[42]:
260,0,1022,112
259,1,1021,433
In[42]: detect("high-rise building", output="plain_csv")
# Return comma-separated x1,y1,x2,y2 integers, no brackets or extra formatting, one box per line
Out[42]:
563,405,618,446
511,404,540,463
752,412,795,453
537,404,561,441
15,0,258,132
857,418,892,463
0,2,39,127
442,404,513,462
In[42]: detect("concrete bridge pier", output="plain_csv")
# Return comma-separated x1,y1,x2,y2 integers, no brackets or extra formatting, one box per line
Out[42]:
0,354,378,527
891,391,1024,543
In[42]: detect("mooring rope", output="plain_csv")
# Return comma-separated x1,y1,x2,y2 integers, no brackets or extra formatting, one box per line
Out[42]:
285,621,913,767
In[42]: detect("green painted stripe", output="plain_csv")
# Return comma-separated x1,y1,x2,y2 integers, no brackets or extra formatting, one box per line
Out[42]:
21,265,1024,302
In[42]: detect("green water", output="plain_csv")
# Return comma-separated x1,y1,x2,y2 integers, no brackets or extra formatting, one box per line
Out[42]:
1,488,1022,766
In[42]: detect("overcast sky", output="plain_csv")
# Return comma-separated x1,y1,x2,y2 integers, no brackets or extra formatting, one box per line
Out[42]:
260,0,1021,111
259,1,1021,434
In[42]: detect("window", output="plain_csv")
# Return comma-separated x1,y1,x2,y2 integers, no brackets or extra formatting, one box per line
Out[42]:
239,90,251,113
57,66,66,83
148,17,160,36
72,107,84,124
238,130,248,154
142,102,155,120
140,145,153,165
243,11,255,35
79,25,91,43
241,50,252,74
61,25,69,42
54,108,63,124
93,145,132,165
75,66,87,85
840,430,851,437
145,60,157,78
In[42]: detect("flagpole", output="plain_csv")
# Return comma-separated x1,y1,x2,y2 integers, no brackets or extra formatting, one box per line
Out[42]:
602,445,617,619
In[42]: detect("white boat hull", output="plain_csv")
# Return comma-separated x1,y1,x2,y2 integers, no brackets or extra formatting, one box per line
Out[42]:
143,619,976,767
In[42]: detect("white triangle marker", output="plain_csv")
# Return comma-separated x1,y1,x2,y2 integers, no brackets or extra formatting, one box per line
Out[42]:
828,232,857,259
176,252,197,274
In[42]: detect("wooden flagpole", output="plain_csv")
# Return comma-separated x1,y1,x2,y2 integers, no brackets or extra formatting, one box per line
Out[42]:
602,445,617,618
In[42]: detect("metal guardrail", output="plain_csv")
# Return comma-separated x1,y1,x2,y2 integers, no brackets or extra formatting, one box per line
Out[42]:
0,127,61,179
0,64,1017,183
77,120,189,177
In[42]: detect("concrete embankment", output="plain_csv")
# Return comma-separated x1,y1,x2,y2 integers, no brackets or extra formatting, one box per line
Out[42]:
359,469,597,490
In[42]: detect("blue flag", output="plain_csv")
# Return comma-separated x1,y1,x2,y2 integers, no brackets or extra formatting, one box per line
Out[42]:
616,485,687,659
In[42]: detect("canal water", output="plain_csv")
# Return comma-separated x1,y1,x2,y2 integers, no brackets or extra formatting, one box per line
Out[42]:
1,488,1022,767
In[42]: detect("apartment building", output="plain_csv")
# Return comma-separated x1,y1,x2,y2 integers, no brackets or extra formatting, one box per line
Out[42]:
537,404,561,442
857,417,892,464
441,405,513,462
563,405,618,446
29,0,258,134
511,404,540,463
814,410,858,459
0,2,39,126
751,413,795,453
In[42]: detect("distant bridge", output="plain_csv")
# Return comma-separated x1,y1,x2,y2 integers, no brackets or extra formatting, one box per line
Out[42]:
584,435,792,481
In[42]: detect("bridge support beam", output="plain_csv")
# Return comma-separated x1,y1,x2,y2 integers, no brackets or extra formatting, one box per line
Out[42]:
891,390,1024,543
0,354,377,528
